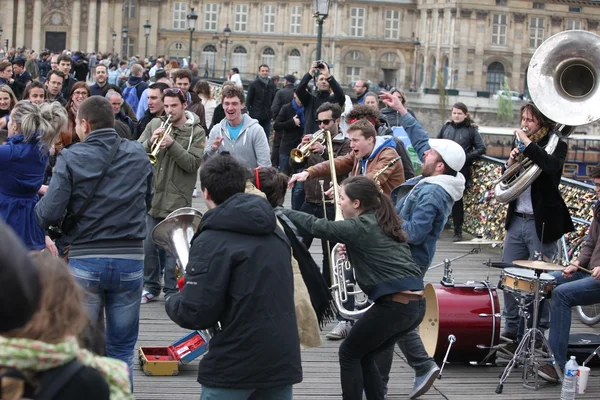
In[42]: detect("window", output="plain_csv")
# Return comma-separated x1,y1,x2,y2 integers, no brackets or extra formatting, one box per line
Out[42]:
345,67,361,83
349,51,362,61
533,2,544,9
234,4,248,32
287,49,301,74
290,6,302,34
496,0,507,5
173,2,188,30
529,17,544,48
569,7,581,13
202,45,217,77
124,0,136,18
567,19,581,30
174,43,183,50
492,13,507,45
261,47,275,69
429,57,436,87
486,62,505,93
204,3,218,32
385,10,400,39
350,8,365,37
122,37,135,58
231,46,248,75
264,5,276,33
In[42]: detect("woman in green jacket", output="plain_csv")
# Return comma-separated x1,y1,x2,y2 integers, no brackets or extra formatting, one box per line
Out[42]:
280,175,424,400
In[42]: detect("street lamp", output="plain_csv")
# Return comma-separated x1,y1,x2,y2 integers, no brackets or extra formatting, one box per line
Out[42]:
213,25,232,78
186,7,198,68
111,32,117,54
413,39,421,91
122,28,128,58
313,0,331,61
143,20,151,59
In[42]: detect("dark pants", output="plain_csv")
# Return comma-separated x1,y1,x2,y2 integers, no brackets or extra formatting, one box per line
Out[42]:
340,298,426,400
143,215,177,297
279,154,292,176
291,179,305,211
258,118,272,141
452,198,464,229
272,131,282,167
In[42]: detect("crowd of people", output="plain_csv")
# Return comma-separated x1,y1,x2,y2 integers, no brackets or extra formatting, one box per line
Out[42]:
1,45,599,400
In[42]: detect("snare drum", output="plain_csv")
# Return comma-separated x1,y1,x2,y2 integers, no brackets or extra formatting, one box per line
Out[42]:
499,267,555,296
419,281,500,363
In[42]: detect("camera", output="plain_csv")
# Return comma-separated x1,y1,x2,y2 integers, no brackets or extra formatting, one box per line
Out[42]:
315,60,328,69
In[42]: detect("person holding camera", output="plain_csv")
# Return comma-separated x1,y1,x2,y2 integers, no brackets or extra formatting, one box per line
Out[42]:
35,96,153,382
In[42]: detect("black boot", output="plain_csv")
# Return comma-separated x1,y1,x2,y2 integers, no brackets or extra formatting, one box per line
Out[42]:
453,226,463,242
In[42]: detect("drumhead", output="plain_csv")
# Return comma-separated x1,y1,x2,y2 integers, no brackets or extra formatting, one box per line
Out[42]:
419,283,439,357
503,267,556,282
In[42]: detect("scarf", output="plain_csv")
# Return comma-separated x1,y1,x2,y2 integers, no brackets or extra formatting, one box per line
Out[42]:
291,99,305,128
529,126,549,144
258,76,270,85
0,336,133,400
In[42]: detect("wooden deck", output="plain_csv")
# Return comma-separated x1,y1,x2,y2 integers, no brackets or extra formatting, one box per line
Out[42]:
132,195,600,399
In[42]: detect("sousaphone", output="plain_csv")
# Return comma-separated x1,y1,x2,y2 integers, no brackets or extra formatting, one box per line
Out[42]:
493,30,600,203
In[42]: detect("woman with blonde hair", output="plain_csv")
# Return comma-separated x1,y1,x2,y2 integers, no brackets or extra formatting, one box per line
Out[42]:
0,85,17,129
0,251,133,400
0,101,67,251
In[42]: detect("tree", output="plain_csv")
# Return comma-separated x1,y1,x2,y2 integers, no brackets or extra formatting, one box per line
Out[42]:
437,70,447,121
497,77,513,122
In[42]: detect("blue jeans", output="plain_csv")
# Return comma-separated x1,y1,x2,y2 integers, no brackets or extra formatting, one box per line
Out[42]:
502,216,557,336
69,257,143,386
549,270,600,369
278,154,291,176
200,384,293,400
258,118,272,141
291,180,305,211
143,214,177,297
339,297,426,400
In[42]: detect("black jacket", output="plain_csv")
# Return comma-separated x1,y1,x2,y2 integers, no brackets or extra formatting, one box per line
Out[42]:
273,102,304,155
166,193,302,389
504,132,574,243
61,76,78,102
271,83,295,120
246,77,276,121
437,121,486,165
296,72,345,134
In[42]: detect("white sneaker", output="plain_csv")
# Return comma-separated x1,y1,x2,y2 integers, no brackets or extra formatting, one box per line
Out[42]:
192,188,198,198
326,321,351,340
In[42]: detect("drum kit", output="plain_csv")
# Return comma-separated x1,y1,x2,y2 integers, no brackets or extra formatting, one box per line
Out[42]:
420,237,565,391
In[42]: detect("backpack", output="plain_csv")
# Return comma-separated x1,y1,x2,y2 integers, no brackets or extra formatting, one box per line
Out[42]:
122,82,140,111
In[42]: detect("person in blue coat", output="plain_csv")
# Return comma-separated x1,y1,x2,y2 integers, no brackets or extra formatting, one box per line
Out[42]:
0,101,67,251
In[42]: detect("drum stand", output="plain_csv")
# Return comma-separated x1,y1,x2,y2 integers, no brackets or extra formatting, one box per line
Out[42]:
495,269,562,393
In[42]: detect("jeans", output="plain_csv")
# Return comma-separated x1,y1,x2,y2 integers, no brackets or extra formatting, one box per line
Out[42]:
143,214,177,297
200,385,293,400
548,270,600,369
339,297,426,400
258,118,272,141
278,154,291,176
69,257,143,386
502,216,557,336
291,180,305,211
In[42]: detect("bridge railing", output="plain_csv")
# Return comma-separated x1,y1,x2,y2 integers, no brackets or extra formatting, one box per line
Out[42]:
463,155,595,250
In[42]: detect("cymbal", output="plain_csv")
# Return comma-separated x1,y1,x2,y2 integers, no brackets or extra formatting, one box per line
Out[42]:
455,238,502,245
512,260,564,271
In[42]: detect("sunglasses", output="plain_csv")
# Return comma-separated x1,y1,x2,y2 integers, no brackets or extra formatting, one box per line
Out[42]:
316,118,333,125
163,87,184,95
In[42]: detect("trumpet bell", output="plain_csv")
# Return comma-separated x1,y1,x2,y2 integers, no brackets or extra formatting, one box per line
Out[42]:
152,207,203,273
528,30,600,129
289,148,305,169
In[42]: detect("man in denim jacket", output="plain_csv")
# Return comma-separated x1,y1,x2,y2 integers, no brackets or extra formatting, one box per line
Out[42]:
375,92,466,399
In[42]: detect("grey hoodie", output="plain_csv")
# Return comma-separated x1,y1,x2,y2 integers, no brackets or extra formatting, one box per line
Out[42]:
205,114,271,169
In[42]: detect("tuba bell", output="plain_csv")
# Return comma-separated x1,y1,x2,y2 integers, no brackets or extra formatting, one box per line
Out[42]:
493,30,600,203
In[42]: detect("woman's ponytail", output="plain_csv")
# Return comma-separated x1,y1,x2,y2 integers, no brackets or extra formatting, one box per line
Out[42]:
11,101,67,154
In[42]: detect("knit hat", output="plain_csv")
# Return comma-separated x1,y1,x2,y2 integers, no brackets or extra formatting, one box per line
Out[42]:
0,220,41,333
428,138,466,172
283,74,296,85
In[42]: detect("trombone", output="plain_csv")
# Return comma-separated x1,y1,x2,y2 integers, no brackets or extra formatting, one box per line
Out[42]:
289,129,327,169
148,115,173,165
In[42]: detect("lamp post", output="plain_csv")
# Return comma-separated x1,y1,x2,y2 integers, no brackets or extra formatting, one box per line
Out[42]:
122,28,128,58
313,0,331,61
213,25,232,79
186,8,198,68
413,39,421,91
111,32,117,54
212,32,219,77
143,20,151,59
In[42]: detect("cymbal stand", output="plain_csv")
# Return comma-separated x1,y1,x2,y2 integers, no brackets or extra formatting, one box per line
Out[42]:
428,247,481,285
495,269,562,393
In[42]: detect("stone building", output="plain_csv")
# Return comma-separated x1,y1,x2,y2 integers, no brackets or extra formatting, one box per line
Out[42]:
2,0,600,92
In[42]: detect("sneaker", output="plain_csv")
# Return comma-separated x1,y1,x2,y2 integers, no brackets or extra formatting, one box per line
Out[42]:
141,290,157,304
452,234,463,242
326,321,351,340
537,364,559,383
409,365,440,399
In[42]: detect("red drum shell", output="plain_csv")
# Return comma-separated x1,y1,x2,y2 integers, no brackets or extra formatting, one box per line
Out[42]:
419,282,500,363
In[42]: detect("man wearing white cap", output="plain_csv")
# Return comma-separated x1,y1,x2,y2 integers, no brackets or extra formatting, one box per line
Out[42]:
375,91,466,399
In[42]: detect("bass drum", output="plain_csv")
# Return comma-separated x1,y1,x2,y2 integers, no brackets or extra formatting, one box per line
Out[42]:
419,282,500,364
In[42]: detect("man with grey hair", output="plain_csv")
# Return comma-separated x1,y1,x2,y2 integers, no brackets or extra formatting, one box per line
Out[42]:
106,90,135,137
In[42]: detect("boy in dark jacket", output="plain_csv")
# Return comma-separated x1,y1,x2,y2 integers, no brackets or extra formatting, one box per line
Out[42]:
166,153,302,399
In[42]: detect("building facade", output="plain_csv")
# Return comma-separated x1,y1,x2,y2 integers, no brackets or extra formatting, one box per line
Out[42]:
2,0,600,92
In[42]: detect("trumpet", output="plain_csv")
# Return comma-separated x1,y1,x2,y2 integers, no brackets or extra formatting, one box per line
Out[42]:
289,129,327,169
148,115,173,165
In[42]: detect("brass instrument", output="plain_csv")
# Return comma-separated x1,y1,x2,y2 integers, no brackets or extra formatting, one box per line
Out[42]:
493,30,600,203
289,129,327,169
320,129,372,319
373,156,402,193
148,115,173,165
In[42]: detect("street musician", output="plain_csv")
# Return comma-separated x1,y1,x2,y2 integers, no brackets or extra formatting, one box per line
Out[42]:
138,87,205,304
